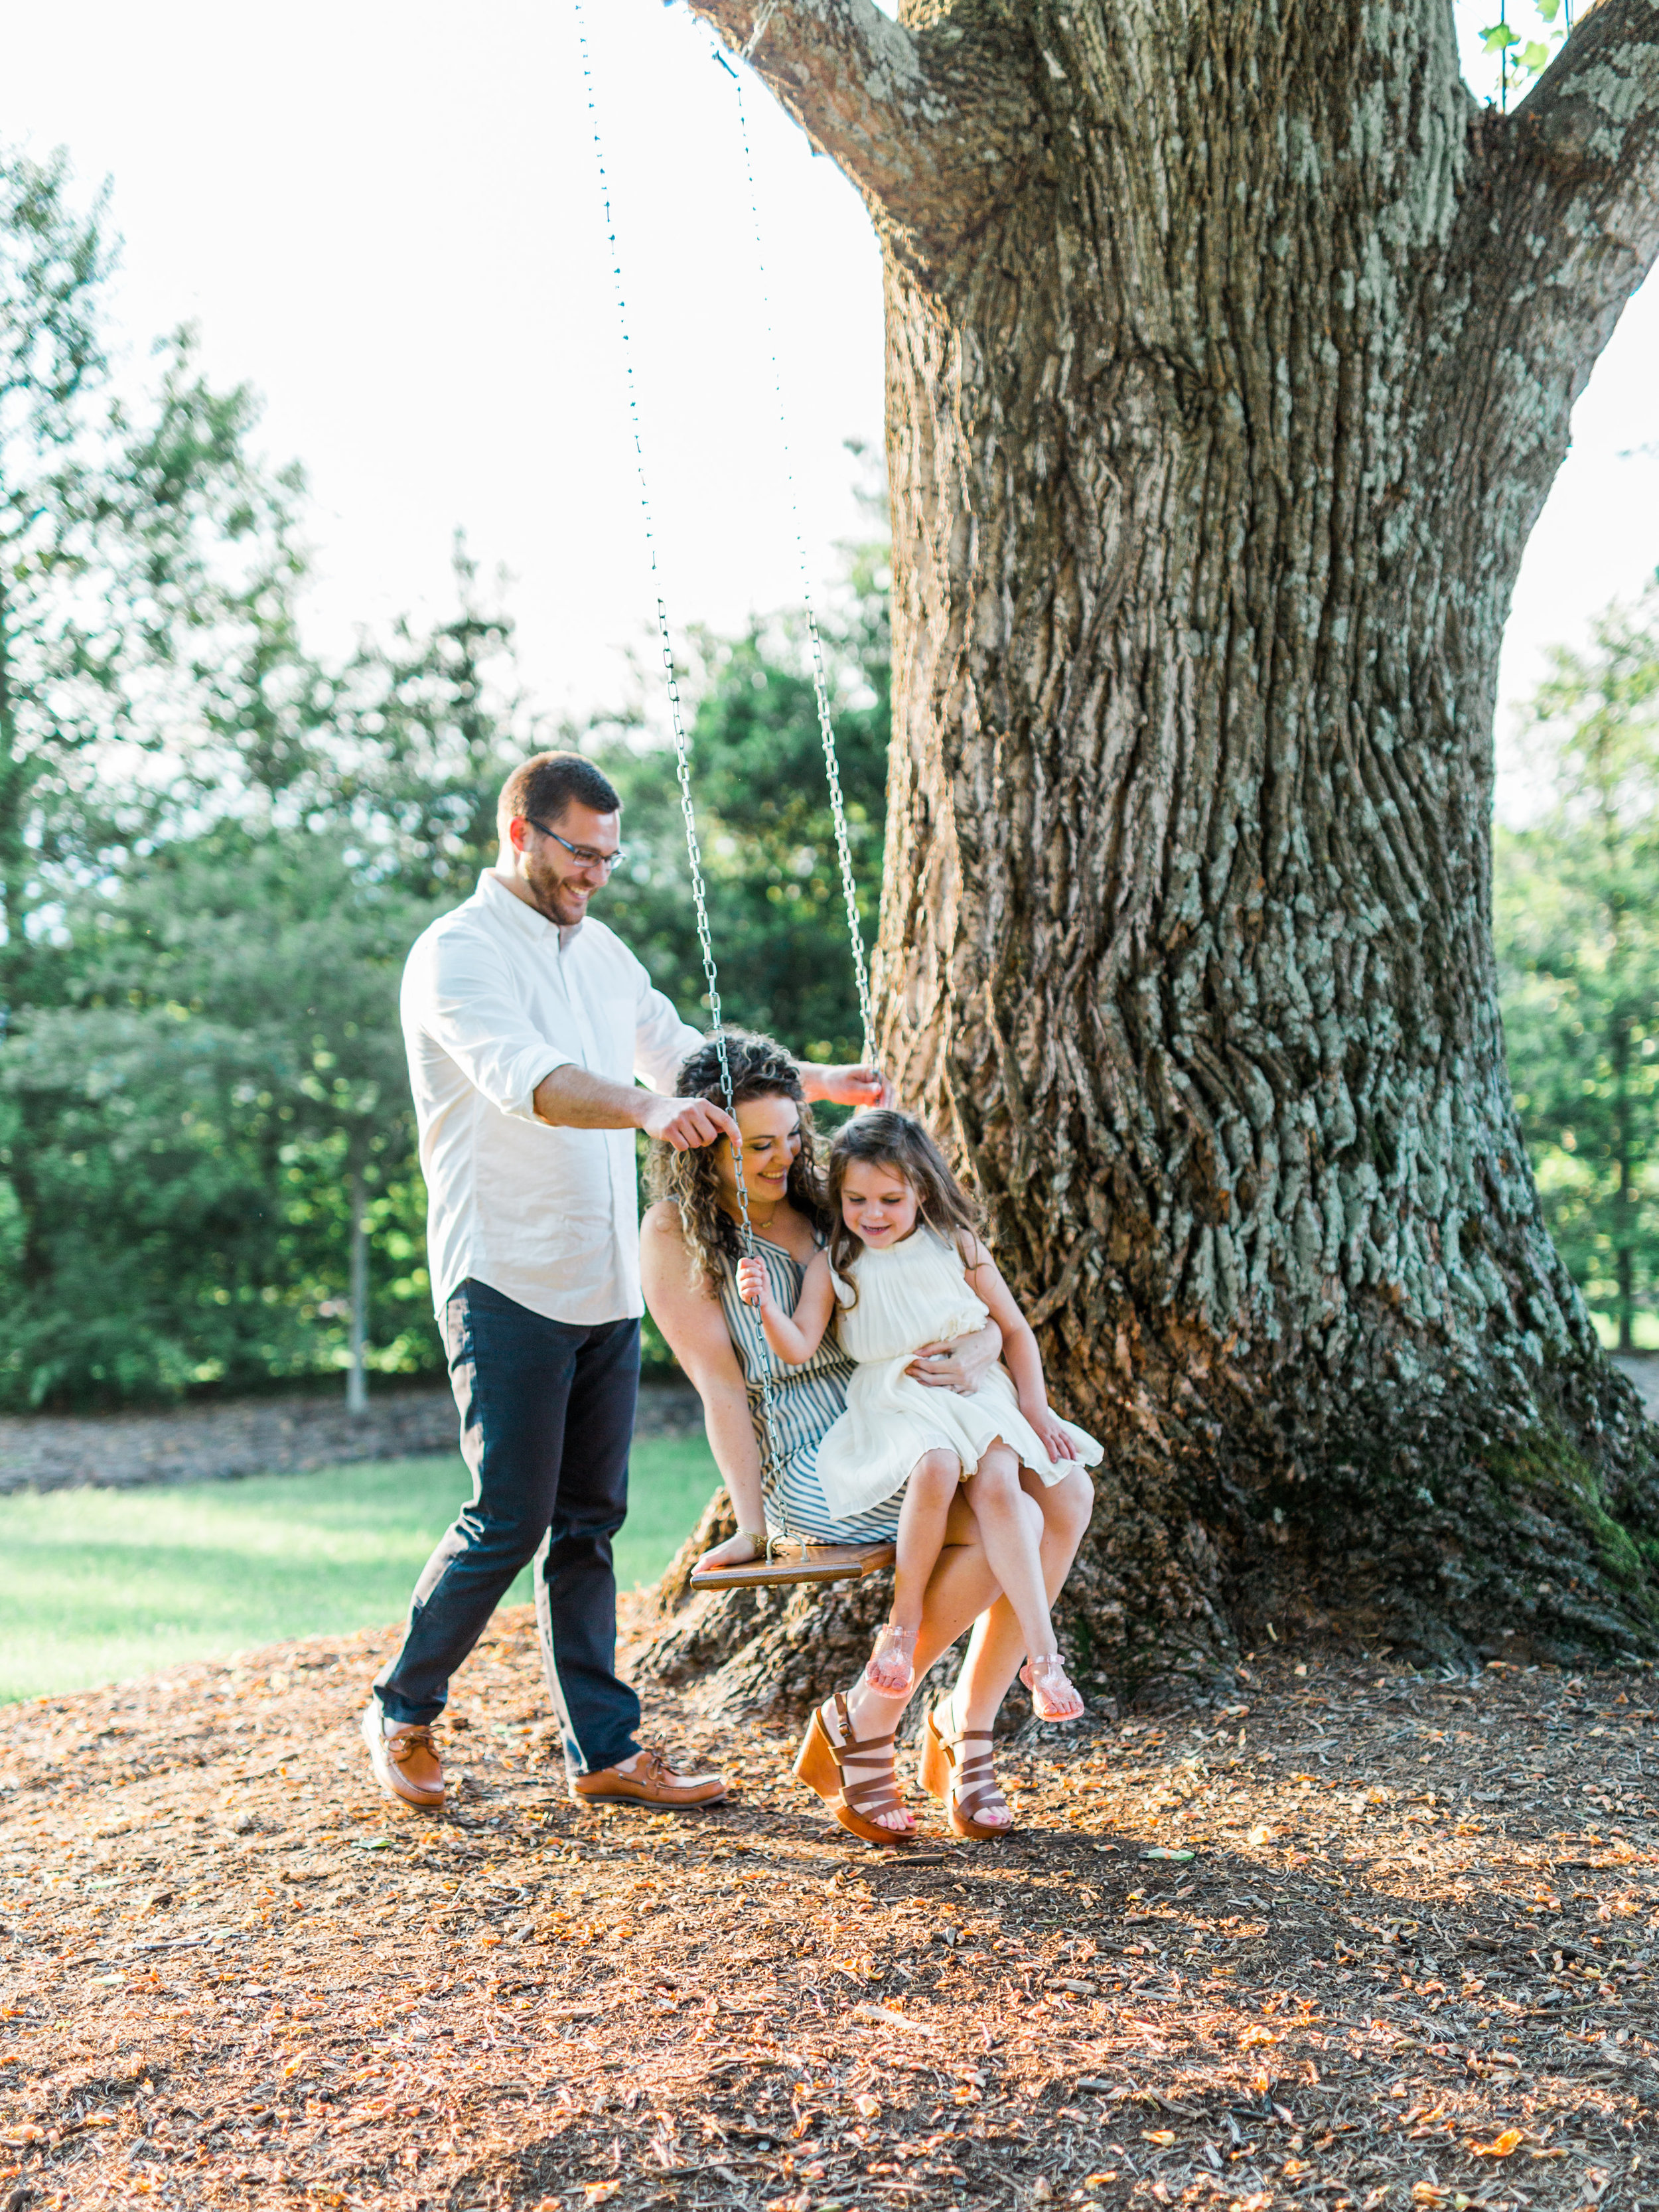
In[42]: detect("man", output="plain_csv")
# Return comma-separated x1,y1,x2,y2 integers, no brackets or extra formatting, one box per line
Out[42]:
363,751,887,1812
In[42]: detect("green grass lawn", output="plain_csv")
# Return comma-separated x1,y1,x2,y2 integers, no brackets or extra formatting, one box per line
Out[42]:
0,1434,717,1706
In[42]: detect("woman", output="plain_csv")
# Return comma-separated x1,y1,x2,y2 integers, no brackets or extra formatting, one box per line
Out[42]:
640,1031,1094,1844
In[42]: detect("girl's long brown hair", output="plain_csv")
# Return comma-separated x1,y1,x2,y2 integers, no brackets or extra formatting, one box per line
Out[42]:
826,1111,981,1306
646,1029,830,1294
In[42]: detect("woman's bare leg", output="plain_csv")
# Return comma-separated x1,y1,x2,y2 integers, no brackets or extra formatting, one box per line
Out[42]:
867,1451,962,1693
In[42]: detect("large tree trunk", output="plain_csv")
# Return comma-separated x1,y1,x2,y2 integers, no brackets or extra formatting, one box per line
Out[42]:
650,0,1659,1708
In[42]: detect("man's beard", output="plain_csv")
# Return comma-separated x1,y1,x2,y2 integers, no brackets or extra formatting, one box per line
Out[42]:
520,851,589,928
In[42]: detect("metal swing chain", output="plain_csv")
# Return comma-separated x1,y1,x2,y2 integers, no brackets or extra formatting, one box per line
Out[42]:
668,711,796,1564
572,0,794,1559
721,62,878,1072
741,0,784,62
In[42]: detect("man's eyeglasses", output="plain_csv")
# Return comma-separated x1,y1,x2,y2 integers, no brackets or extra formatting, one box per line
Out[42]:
523,817,626,873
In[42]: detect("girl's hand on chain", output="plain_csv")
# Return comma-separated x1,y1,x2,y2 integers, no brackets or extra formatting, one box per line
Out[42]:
735,1256,771,1309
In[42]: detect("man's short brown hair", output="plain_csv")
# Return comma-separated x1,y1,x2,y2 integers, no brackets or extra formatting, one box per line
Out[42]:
498,752,622,837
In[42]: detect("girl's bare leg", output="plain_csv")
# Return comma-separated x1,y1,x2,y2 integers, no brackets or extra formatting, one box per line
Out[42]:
818,1490,991,1834
867,1451,962,1692
952,1467,1094,1738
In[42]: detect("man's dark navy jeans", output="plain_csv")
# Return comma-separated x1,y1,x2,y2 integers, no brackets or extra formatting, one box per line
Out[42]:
375,1280,642,1776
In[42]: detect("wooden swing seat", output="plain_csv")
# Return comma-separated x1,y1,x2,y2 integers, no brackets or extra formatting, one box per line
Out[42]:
689,1540,895,1592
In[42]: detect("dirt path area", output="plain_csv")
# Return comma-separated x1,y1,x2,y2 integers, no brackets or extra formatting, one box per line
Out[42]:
1613,1358,1659,1424
2,1616,1655,2212
2,1365,1644,1501
0,1384,701,1496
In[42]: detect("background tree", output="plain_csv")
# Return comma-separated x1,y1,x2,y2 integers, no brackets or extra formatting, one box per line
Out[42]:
0,144,319,1384
0,147,305,1021
0,826,431,1408
0,133,887,1418
0,141,111,1025
323,536,527,901
591,529,889,1064
0,145,550,1412
654,0,1659,1692
1497,593,1659,1355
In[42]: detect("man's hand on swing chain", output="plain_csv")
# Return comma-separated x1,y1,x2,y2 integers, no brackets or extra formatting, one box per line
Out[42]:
642,1095,742,1153
800,1063,895,1112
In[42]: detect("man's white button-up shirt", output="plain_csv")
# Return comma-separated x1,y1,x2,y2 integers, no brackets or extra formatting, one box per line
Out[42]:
400,870,703,1325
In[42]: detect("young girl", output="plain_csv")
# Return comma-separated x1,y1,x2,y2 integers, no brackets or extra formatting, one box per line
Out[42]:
735,1110,1100,1723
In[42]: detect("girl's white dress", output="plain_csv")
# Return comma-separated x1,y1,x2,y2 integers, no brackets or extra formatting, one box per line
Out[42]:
812,1225,1104,1522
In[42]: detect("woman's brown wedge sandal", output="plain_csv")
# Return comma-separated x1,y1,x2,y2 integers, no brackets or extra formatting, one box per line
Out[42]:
794,1691,915,1846
919,1705,1013,1841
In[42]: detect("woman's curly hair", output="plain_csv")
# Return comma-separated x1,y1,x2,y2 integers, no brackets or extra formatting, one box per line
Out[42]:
646,1028,831,1294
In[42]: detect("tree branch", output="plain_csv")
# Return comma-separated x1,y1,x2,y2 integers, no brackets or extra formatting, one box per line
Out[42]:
680,0,1037,273
1513,0,1659,369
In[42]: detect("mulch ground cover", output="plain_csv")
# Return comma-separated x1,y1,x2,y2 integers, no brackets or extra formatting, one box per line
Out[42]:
2,1607,1656,2212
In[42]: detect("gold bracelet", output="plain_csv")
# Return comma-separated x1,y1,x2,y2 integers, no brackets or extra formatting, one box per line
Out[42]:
737,1527,768,1556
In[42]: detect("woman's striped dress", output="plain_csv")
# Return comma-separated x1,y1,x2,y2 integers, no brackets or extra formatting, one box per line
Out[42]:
716,1236,902,1545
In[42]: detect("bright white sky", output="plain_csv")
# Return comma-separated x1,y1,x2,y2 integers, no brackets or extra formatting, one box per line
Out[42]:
3,0,1654,824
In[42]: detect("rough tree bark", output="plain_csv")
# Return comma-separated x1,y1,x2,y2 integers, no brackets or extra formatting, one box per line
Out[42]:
645,0,1659,1710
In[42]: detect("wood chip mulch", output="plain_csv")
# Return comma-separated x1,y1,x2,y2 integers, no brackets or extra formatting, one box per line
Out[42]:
3,1607,1656,2212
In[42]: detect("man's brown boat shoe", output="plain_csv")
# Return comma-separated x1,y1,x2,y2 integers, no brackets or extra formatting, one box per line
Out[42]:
570,1745,727,1809
360,1701,445,1811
